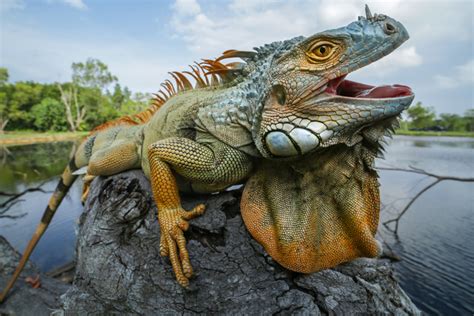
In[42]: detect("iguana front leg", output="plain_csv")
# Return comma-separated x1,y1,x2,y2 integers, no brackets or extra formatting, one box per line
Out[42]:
147,137,253,286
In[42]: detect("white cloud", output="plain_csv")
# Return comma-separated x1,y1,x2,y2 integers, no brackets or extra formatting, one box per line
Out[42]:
169,0,473,57
359,46,423,76
172,0,201,16
63,0,87,10
49,0,87,10
0,0,24,12
435,59,474,89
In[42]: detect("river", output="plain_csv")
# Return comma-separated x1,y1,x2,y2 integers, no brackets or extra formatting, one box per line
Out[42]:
0,136,473,315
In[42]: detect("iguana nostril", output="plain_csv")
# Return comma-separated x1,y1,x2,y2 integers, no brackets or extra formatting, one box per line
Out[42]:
384,22,396,35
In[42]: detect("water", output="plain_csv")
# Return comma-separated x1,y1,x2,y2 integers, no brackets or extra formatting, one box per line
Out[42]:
0,136,473,314
377,136,474,315
0,142,83,271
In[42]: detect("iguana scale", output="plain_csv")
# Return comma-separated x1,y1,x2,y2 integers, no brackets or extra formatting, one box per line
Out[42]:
1,5,414,301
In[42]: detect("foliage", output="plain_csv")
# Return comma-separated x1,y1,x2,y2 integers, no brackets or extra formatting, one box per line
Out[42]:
464,109,474,132
399,102,472,133
438,113,464,131
31,98,68,131
0,68,9,86
72,58,118,91
406,102,436,129
0,59,152,132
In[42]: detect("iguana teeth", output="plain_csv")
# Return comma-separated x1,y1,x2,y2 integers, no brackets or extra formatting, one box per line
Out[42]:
289,128,319,154
265,131,298,156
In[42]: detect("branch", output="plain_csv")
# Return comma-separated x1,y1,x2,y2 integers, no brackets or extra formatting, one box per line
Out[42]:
378,166,474,234
0,182,53,219
58,83,76,132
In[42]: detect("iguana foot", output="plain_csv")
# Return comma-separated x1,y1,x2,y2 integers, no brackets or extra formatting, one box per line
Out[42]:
158,204,205,287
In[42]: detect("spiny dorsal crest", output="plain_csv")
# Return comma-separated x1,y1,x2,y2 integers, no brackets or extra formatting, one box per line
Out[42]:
91,51,255,133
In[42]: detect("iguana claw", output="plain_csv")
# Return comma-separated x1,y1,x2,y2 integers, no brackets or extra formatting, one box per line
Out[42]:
158,204,205,286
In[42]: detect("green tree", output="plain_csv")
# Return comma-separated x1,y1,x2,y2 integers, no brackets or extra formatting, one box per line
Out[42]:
406,102,436,129
6,82,43,130
58,58,118,131
72,58,117,91
0,68,9,131
119,92,151,116
438,113,464,131
0,68,9,86
31,98,68,131
464,109,474,132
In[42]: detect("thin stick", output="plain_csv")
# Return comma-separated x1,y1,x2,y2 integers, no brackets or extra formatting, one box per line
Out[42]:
378,166,474,234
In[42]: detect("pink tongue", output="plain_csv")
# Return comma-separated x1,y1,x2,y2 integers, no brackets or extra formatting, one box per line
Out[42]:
355,84,412,98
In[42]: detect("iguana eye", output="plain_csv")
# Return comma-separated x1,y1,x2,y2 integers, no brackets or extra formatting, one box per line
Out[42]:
306,41,337,62
314,44,331,57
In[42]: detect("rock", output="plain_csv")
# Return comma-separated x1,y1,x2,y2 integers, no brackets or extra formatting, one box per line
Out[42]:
60,170,420,315
0,236,70,316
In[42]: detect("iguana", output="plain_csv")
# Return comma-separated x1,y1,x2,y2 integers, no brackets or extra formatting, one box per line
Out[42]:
1,5,414,301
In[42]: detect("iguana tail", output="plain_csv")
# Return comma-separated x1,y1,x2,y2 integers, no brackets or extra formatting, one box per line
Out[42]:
0,158,79,303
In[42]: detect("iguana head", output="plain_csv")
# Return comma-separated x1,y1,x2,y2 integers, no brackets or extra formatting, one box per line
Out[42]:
253,6,414,159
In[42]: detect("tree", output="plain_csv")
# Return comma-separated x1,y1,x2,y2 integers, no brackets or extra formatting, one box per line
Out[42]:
31,98,68,131
0,68,9,132
406,102,436,129
72,58,117,91
0,68,9,86
119,92,151,116
438,113,464,131
58,59,118,131
464,109,474,132
5,82,43,130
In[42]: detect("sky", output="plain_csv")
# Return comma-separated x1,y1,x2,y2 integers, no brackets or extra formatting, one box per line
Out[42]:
1,0,473,114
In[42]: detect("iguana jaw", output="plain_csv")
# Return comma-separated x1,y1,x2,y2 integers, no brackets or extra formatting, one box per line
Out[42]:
255,10,415,159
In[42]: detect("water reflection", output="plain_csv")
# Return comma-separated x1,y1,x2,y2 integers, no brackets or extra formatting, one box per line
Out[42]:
0,141,83,272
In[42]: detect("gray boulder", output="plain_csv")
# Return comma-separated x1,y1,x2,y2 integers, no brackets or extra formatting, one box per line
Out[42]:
0,236,70,316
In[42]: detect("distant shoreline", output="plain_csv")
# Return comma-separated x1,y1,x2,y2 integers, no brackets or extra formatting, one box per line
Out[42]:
395,130,474,138
0,131,88,146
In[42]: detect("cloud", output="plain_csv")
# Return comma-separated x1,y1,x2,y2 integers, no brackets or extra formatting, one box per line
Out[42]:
0,0,25,12
172,0,201,16
356,46,423,78
169,0,423,73
49,0,87,10
435,59,474,89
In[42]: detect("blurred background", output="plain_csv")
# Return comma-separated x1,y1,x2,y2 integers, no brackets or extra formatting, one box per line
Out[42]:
1,1,473,314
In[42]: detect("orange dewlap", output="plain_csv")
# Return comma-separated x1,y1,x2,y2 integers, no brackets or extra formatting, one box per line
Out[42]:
241,144,380,273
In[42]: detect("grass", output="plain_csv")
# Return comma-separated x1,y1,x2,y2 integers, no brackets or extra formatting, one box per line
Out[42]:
395,130,474,138
0,130,89,145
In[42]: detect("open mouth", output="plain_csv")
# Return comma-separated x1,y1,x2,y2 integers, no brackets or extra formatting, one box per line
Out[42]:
324,75,413,99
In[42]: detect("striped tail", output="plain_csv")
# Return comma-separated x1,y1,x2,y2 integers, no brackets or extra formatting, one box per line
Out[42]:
0,158,79,303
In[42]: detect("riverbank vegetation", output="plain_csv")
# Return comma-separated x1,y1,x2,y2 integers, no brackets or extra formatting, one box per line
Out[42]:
397,102,474,136
0,59,150,133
